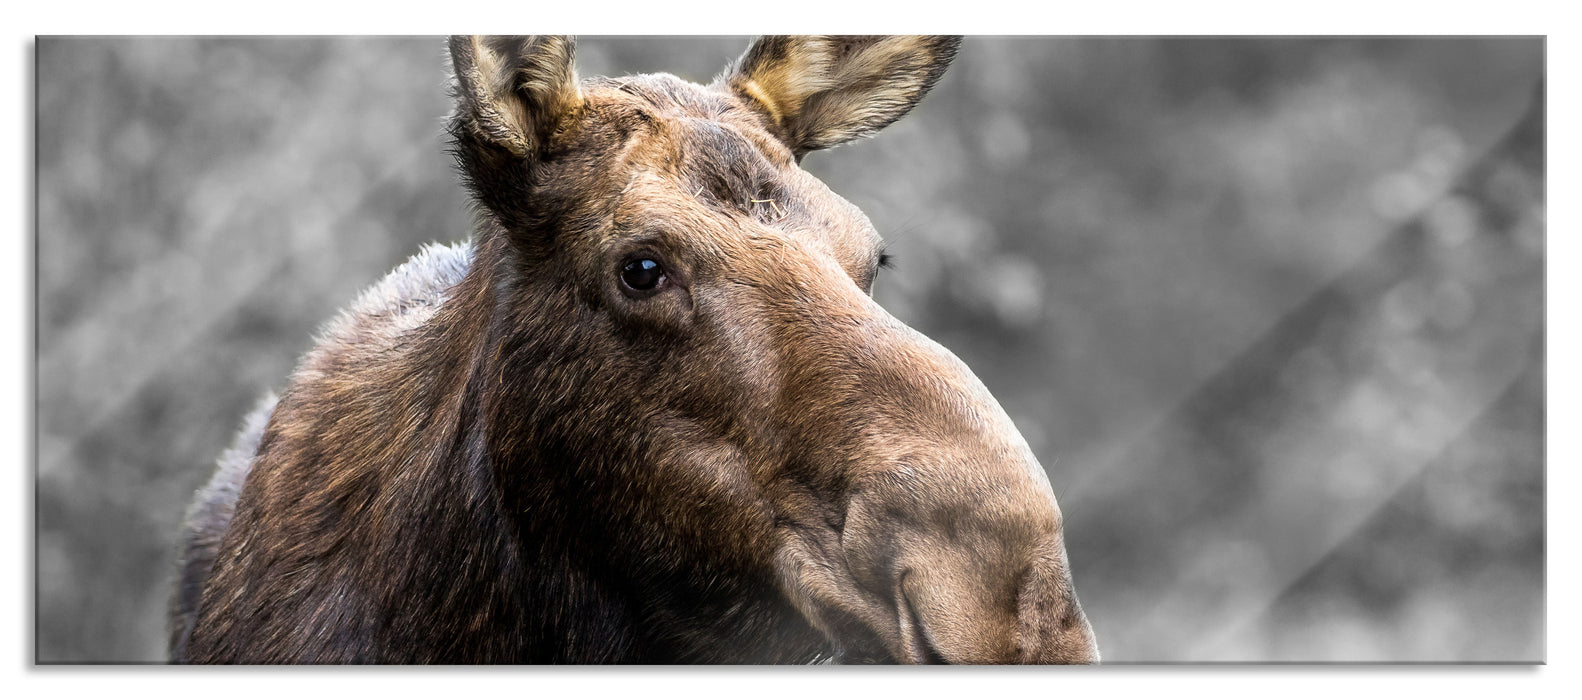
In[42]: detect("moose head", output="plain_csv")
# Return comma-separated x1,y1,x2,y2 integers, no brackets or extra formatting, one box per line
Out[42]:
446,35,1098,663
175,35,1097,665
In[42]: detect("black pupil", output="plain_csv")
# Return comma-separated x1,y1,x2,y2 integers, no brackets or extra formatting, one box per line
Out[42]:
622,259,664,290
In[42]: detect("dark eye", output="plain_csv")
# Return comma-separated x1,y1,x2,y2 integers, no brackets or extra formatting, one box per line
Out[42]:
620,258,666,292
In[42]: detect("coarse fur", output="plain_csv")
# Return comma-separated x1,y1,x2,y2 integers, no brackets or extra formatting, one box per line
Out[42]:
172,36,1098,664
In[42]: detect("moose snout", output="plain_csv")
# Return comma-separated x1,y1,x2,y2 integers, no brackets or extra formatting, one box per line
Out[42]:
840,471,1099,665
775,305,1096,663
892,556,1099,664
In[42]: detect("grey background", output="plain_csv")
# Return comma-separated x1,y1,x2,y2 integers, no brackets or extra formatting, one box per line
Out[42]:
36,37,1544,663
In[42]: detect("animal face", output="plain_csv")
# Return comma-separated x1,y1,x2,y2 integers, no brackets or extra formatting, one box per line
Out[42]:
450,35,1097,664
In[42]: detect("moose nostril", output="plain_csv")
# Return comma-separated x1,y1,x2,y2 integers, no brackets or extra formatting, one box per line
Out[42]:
896,575,947,664
1016,562,1100,664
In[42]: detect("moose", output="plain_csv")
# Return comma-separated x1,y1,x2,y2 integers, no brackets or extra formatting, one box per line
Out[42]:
170,35,1099,664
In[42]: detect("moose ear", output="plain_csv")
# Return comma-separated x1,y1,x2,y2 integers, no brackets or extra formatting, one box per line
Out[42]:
719,35,961,157
448,35,581,160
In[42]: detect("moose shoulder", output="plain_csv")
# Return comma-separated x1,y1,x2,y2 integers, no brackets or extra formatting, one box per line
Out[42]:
170,35,1098,665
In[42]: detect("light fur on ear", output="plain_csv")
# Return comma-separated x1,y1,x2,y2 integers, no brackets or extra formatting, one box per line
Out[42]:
449,35,581,158
719,36,961,157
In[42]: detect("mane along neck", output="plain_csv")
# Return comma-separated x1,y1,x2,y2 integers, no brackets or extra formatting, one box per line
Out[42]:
189,223,814,663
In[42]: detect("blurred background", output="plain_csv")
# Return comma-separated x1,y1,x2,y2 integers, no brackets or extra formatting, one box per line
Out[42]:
35,37,1543,663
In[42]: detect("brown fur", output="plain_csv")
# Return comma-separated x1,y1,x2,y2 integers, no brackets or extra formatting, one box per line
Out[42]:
171,35,1097,664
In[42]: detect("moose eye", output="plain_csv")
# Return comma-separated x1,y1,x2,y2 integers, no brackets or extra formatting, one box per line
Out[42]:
620,258,666,292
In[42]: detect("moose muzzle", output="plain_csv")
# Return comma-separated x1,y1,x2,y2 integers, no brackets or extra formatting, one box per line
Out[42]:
840,461,1100,664
766,266,1097,664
